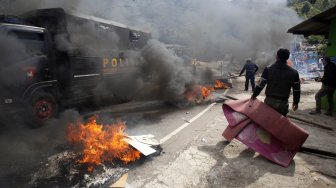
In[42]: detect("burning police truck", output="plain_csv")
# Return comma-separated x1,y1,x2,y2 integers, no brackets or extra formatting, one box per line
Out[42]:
0,8,151,127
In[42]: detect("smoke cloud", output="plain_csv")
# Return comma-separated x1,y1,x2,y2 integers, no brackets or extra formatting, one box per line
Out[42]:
0,110,79,187
75,0,301,65
1,0,302,71
137,40,194,102
2,0,301,61
0,0,304,115
0,0,303,101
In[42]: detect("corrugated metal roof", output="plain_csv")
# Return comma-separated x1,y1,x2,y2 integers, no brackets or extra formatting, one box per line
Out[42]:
288,6,336,36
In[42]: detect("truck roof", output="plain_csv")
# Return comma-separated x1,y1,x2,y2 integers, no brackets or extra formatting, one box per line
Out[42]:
0,15,28,25
22,8,149,34
21,8,151,51
68,10,149,34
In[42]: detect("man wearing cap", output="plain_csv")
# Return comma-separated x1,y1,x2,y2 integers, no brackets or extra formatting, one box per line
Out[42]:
239,58,259,92
251,48,301,116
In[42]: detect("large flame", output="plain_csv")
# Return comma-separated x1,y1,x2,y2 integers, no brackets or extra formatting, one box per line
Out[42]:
67,116,141,171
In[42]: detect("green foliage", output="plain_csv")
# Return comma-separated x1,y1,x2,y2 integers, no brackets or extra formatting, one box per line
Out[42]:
314,0,330,10
301,2,311,13
288,0,335,50
289,0,336,18
307,35,323,44
317,43,327,56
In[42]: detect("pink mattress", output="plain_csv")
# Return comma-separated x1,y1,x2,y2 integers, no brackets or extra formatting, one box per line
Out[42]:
222,99,309,167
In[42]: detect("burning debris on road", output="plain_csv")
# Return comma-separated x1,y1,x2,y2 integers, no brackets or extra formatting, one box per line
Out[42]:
67,116,142,171
28,116,161,187
184,80,231,104
29,150,129,187
214,80,231,90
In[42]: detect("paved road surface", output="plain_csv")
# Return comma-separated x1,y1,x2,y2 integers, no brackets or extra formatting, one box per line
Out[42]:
0,84,335,187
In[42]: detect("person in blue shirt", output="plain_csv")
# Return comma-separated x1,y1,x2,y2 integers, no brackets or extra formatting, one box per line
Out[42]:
239,58,259,92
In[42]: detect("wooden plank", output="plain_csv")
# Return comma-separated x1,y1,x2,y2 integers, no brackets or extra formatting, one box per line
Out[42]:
300,146,336,158
299,123,336,154
288,114,333,131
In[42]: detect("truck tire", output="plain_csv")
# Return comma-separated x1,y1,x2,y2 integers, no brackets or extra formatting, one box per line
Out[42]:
27,92,58,128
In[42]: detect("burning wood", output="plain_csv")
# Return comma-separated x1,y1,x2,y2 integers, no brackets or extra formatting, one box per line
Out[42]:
214,80,230,89
201,86,214,98
184,80,230,104
184,85,213,104
28,117,161,187
67,116,141,171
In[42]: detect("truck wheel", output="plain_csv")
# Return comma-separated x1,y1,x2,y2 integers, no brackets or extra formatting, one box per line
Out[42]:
27,92,58,128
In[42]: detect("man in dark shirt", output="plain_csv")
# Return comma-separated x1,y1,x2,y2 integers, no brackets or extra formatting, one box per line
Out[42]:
251,48,301,116
239,59,259,92
310,57,336,116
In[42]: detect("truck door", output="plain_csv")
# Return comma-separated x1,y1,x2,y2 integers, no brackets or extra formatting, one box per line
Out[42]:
68,55,102,101
1,28,50,96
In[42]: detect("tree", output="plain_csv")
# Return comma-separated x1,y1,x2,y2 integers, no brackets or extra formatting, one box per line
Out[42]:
322,0,330,9
307,35,323,44
301,2,311,13
317,44,327,56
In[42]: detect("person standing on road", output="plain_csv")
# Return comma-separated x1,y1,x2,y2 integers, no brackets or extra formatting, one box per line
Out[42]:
309,57,336,116
239,58,259,92
251,48,301,116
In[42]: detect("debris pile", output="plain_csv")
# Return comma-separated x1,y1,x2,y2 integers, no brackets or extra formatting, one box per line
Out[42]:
28,116,161,187
184,80,231,104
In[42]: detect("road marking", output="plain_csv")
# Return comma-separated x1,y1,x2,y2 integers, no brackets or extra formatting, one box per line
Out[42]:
159,102,217,144
223,89,229,96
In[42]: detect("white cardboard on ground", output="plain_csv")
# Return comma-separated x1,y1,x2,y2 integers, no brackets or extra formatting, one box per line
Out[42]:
124,137,156,156
129,135,160,146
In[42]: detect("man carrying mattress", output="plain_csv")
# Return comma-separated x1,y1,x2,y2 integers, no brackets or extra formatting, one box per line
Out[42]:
251,48,301,116
222,49,307,167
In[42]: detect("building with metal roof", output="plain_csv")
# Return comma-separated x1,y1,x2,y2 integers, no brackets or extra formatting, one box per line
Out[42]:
288,6,336,112
288,6,336,57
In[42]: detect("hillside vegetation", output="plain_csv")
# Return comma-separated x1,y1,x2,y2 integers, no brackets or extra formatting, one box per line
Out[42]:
287,0,336,54
287,0,336,19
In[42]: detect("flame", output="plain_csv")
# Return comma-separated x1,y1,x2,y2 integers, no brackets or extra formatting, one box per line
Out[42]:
183,85,214,103
214,80,230,89
184,85,203,104
67,116,141,171
201,86,214,99
184,80,230,103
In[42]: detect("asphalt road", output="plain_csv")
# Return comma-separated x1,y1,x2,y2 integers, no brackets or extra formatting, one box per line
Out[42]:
1,84,335,187
0,90,227,187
